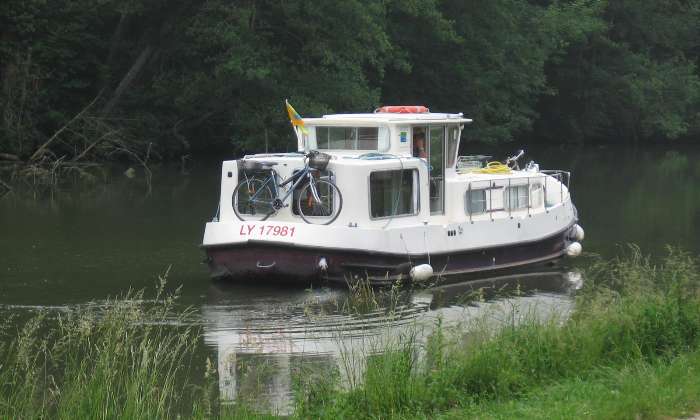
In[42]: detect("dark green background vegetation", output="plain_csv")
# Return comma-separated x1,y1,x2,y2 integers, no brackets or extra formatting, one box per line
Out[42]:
1,0,699,161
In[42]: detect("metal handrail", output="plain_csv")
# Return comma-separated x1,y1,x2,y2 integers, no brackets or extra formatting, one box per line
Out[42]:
540,170,571,209
465,171,571,219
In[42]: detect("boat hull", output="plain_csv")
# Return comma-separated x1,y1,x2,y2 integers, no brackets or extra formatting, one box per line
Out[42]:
203,224,574,286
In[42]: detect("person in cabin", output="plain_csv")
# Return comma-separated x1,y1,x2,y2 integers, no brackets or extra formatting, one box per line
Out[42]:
413,130,427,159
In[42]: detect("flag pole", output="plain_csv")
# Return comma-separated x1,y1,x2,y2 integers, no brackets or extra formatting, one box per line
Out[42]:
285,99,307,152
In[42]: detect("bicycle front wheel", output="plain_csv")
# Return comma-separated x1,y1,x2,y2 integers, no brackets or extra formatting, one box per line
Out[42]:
297,179,343,225
232,178,275,221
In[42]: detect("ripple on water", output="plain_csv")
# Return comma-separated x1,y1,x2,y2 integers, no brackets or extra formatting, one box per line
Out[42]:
200,269,581,414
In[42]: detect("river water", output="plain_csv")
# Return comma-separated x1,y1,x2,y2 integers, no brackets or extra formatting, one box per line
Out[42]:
1,144,699,412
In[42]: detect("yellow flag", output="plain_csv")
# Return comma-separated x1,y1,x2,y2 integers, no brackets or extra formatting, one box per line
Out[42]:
285,100,309,135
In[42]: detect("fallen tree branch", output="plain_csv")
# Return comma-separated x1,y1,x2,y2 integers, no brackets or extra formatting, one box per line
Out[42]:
72,129,121,162
0,177,14,196
102,45,154,115
29,93,102,162
0,153,20,161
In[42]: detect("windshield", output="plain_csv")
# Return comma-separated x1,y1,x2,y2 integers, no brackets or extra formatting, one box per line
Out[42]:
310,126,389,151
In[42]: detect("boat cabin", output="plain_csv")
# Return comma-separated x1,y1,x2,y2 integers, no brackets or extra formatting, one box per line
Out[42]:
299,108,470,218
215,106,569,228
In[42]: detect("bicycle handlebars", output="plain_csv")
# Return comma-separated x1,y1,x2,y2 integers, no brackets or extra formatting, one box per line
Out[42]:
506,149,525,169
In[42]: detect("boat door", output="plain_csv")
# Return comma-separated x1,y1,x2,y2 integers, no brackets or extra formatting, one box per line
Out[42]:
412,126,445,215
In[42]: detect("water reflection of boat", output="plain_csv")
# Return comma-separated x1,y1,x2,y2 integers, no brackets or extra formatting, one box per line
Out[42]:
202,268,582,414
203,283,430,414
429,265,583,309
202,106,585,285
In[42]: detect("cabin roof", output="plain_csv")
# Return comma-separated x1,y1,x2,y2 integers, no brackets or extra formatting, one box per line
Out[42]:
303,112,472,125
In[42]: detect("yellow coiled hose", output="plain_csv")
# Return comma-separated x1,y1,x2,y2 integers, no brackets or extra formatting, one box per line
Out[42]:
474,161,512,174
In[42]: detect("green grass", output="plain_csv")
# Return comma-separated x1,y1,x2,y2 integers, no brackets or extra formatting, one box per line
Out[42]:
294,246,700,419
439,349,700,419
2,247,700,419
0,268,208,419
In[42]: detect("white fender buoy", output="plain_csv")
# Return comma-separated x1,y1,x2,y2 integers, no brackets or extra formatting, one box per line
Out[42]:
566,271,583,290
566,242,582,257
318,257,328,271
570,224,585,241
409,264,434,282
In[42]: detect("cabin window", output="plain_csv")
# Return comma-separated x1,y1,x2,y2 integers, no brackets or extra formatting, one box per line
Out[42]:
329,127,355,149
466,189,487,214
369,169,418,218
412,127,427,159
504,185,529,210
530,183,543,208
358,128,378,149
315,127,385,151
447,125,460,168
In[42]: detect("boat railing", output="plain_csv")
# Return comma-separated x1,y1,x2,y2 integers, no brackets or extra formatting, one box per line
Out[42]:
466,170,571,222
540,170,571,208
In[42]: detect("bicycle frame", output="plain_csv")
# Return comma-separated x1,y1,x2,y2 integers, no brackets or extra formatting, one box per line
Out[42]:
243,164,321,209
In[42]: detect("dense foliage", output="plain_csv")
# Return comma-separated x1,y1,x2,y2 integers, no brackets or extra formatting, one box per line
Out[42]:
1,0,699,161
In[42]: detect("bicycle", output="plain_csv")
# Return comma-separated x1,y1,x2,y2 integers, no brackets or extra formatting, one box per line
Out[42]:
232,151,343,225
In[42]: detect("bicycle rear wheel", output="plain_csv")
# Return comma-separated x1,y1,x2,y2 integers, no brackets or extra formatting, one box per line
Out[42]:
233,178,275,221
297,179,343,225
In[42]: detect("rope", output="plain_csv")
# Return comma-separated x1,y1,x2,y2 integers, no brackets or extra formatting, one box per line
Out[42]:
212,202,220,222
473,161,512,174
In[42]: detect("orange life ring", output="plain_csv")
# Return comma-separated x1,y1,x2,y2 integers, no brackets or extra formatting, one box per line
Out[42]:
375,105,429,114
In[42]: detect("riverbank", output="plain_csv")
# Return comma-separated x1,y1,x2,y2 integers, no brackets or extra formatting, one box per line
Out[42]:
292,246,700,419
444,350,700,419
1,247,699,419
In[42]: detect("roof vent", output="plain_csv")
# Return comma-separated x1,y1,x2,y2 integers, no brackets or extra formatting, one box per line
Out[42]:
374,105,430,114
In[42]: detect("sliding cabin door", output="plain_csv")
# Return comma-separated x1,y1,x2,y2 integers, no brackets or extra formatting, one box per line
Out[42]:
412,125,446,215
428,126,445,214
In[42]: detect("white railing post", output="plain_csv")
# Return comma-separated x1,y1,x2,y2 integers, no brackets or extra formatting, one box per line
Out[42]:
468,181,472,223
489,181,493,221
527,176,530,217
544,174,548,211
560,173,563,204
507,178,512,218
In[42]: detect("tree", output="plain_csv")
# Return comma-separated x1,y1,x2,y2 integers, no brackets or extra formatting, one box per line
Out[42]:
535,0,700,143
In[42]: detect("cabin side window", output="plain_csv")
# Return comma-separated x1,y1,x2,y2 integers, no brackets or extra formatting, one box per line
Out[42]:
447,125,460,168
315,127,383,151
369,169,418,219
466,189,487,214
530,183,543,208
504,185,529,210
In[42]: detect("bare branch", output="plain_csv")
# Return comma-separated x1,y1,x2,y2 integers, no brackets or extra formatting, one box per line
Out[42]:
102,45,154,115
109,142,152,195
0,153,20,161
29,93,102,162
0,177,12,196
72,129,122,162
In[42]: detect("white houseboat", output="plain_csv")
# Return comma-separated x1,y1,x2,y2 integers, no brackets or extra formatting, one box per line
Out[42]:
201,105,584,285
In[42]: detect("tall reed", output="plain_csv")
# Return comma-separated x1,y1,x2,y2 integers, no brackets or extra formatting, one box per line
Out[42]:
0,269,206,419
